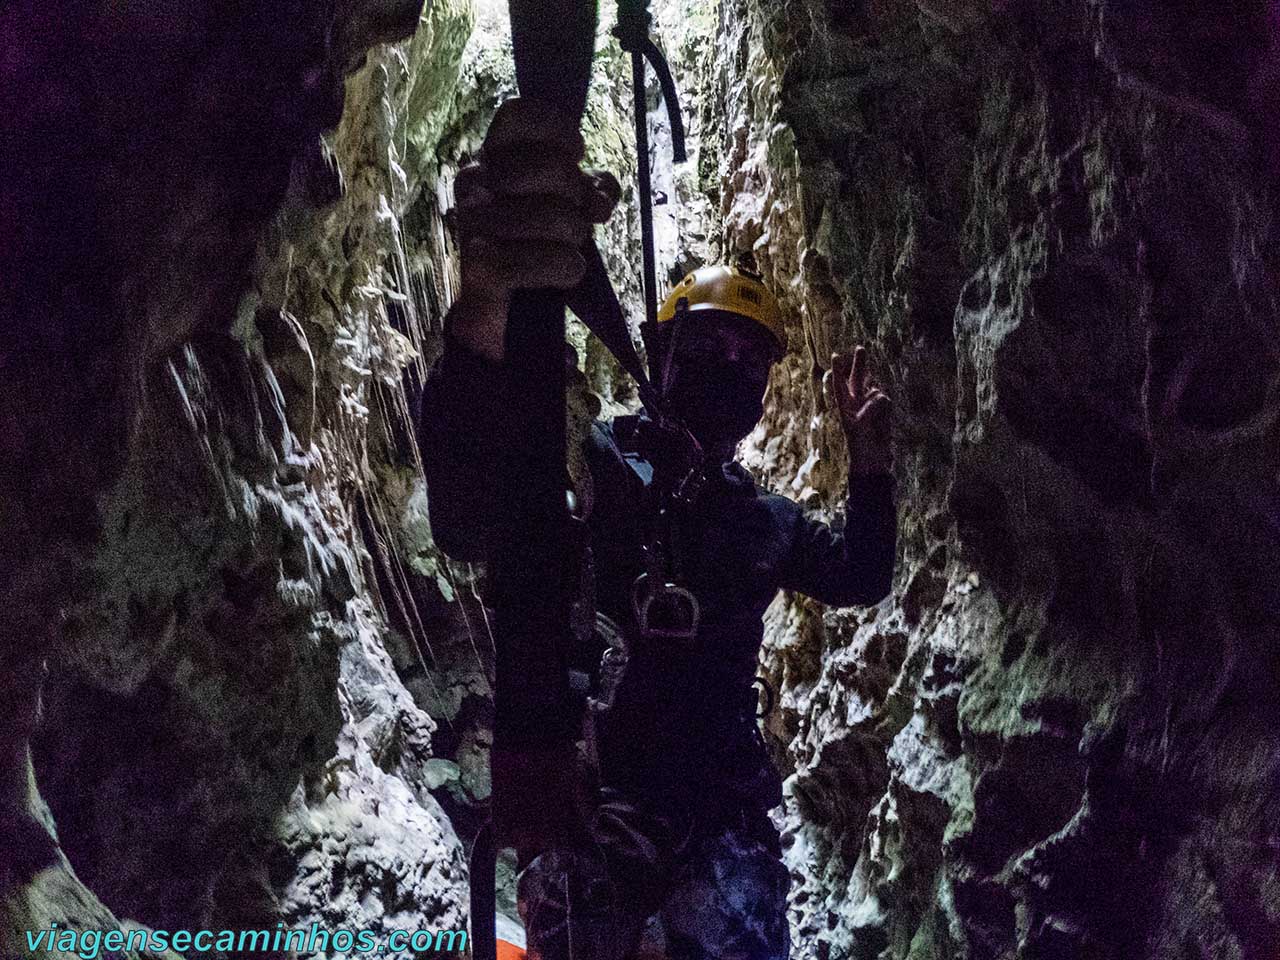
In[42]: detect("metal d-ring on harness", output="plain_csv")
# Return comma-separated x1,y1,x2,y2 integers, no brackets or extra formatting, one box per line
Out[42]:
569,0,701,646
629,296,707,644
630,455,702,642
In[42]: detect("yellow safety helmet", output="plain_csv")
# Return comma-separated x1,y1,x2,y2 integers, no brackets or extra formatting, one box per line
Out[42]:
656,265,786,355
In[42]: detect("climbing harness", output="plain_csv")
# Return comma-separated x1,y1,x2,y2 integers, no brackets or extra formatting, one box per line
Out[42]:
564,0,703,645
627,396,705,643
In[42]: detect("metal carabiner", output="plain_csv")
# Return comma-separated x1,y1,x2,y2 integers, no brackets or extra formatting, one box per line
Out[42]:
630,572,700,642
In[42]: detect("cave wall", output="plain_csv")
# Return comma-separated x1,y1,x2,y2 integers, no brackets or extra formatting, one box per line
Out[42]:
1,0,478,952
1,1,662,954
707,1,1280,958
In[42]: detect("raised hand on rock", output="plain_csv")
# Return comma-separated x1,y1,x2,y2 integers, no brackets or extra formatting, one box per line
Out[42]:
830,345,892,477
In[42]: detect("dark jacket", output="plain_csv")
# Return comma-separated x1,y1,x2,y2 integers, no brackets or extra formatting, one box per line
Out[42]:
419,332,897,808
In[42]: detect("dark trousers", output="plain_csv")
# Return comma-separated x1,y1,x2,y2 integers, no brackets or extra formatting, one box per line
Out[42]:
518,787,790,960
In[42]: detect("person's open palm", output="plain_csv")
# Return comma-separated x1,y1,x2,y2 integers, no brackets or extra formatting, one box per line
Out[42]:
831,345,892,476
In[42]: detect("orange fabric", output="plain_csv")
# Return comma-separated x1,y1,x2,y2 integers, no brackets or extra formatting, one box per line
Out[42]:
496,939,527,960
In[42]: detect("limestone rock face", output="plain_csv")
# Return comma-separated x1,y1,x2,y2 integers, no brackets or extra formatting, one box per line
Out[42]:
1,0,475,953
705,1,1280,958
